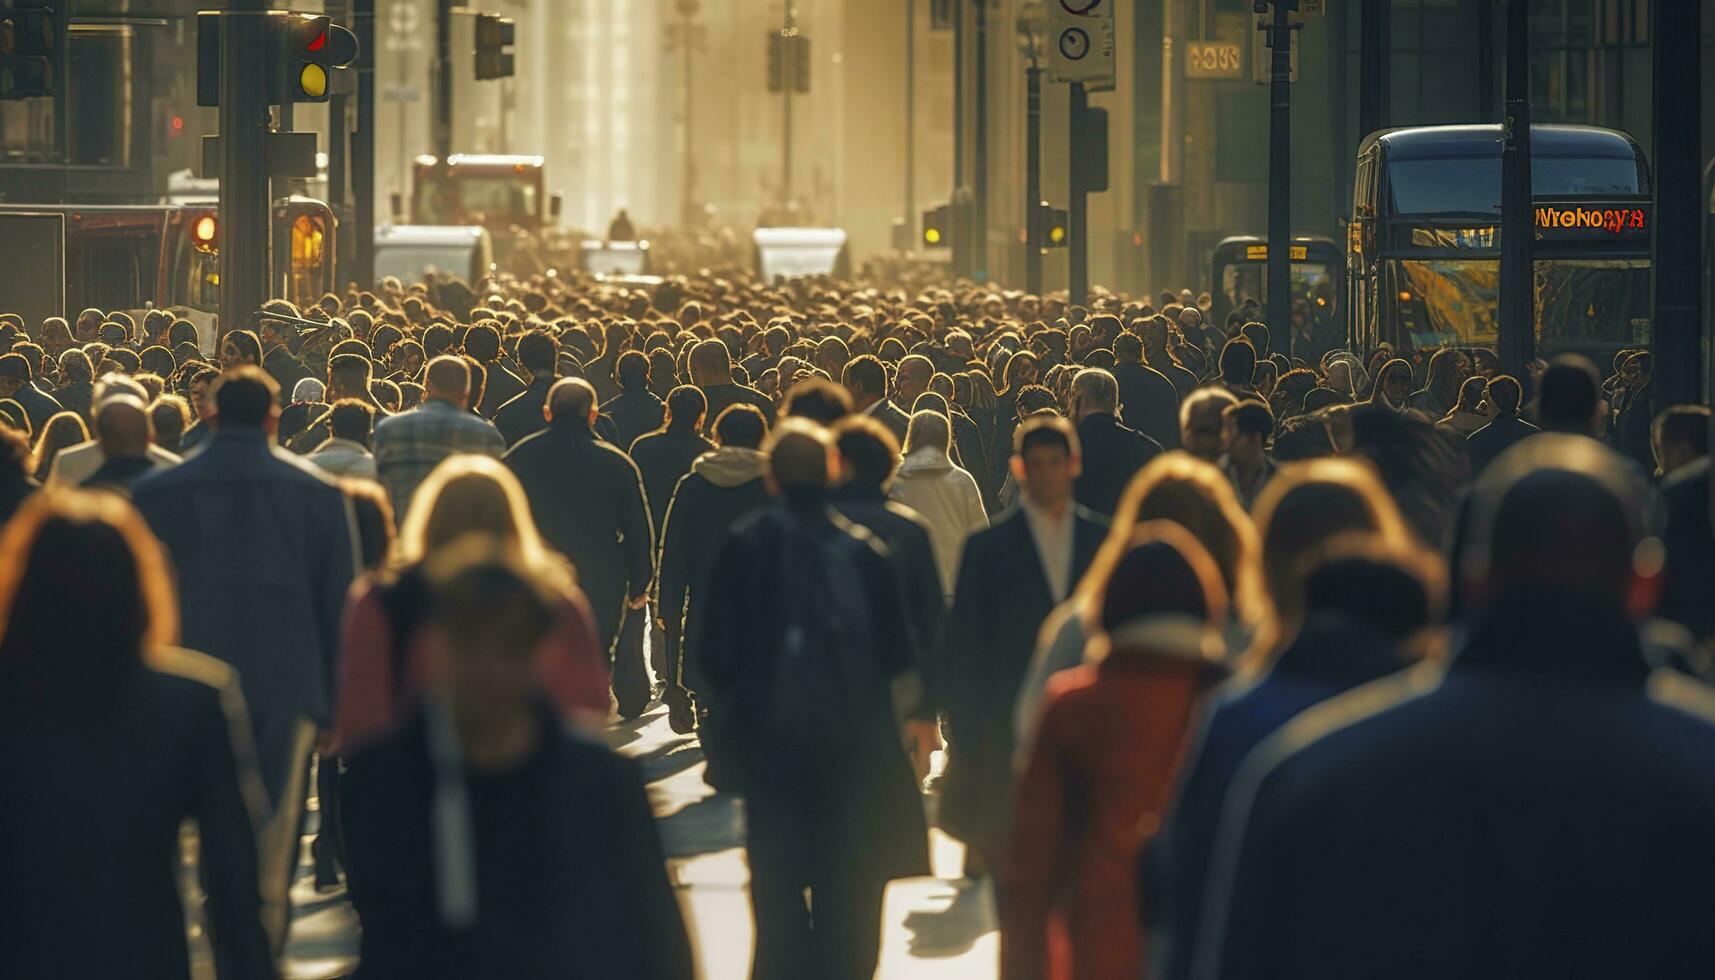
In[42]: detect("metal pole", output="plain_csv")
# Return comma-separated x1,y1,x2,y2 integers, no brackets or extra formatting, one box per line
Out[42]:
1498,0,1534,376
353,0,376,288
1358,0,1389,140
681,2,698,227
1069,81,1089,308
905,0,915,245
1026,62,1042,296
218,0,271,337
1265,1,1292,358
951,0,966,276
972,0,988,281
1651,0,1702,406
434,0,453,159
329,0,351,287
782,0,794,205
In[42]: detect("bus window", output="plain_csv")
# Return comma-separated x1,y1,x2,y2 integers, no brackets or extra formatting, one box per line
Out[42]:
288,212,329,302
1535,259,1650,353
1397,259,1499,349
170,233,220,312
1389,156,1645,214
70,232,158,312
458,177,537,226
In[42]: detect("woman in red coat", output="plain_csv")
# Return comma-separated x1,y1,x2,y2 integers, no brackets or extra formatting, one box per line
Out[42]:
1003,520,1229,980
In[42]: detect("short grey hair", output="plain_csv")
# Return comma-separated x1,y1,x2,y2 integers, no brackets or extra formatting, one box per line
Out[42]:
1072,368,1119,413
903,409,951,456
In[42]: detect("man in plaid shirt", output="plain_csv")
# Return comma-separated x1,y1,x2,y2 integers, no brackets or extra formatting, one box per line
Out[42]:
373,355,505,519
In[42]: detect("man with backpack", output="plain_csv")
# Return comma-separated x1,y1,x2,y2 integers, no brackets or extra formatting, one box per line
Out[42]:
691,418,930,980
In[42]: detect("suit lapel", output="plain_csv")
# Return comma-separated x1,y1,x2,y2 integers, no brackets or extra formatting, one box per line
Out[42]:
999,509,1056,611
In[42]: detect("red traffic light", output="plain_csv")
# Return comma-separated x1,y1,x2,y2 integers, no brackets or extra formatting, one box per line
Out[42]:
306,27,326,52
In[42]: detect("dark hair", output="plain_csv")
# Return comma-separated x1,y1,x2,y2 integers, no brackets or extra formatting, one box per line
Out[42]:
328,398,376,445
1224,398,1275,439
328,353,372,394
223,329,262,365
664,384,707,431
1653,405,1711,462
1016,413,1079,457
1015,384,1059,416
783,377,854,425
517,330,557,374
713,403,768,449
212,366,277,427
139,346,175,378
616,350,650,389
148,398,189,455
1301,386,1351,414
841,354,888,399
1303,546,1437,639
1453,375,1487,413
0,353,29,384
831,416,900,489
1538,355,1601,433
1097,522,1226,634
1487,375,1523,416
464,322,502,362
1272,414,1336,460
1219,338,1257,387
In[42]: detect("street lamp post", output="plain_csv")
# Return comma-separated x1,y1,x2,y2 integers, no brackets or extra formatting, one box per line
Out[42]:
665,0,705,228
1018,4,1045,296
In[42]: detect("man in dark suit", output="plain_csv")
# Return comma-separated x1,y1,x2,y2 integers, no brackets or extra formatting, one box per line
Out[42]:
465,322,526,418
1191,435,1715,980
504,378,654,713
1465,374,1538,476
132,366,355,941
603,350,666,452
1071,367,1162,518
1111,331,1182,449
940,414,1106,872
843,354,910,444
493,330,560,448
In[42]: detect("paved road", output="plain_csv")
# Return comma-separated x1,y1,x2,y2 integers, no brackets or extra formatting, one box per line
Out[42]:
190,703,998,979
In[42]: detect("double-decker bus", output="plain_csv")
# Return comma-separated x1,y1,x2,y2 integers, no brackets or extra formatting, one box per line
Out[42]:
1348,124,1652,361
1209,235,1343,355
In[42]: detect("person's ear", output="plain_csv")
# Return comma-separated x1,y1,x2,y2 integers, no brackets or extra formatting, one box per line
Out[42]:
1069,452,1083,480
1010,454,1026,484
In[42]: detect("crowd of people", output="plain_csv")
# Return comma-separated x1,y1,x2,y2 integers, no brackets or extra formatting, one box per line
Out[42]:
0,265,1712,980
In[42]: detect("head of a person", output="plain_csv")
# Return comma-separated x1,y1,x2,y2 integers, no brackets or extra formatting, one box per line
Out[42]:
328,398,376,449
1220,339,1258,388
840,354,889,410
210,366,279,432
713,402,768,450
1300,534,1442,643
1482,373,1523,419
93,394,152,460
1425,346,1471,398
688,338,735,388
616,350,650,391
782,376,854,425
423,354,473,408
326,352,373,402
765,417,835,505
1097,452,1261,623
1222,399,1275,458
1452,375,1489,416
1249,457,1411,654
0,490,177,699
463,323,502,363
663,384,708,434
1089,520,1228,662
399,454,546,564
1373,358,1414,409
220,329,262,369
1240,322,1270,358
149,396,189,455
1537,354,1604,436
0,353,30,399
545,377,598,430
1462,434,1658,622
895,354,934,407
31,412,89,479
903,408,952,459
517,330,557,381
1652,405,1710,478
1180,387,1240,462
1069,368,1119,424
1012,414,1082,511
424,540,558,739
58,347,93,386
832,416,900,493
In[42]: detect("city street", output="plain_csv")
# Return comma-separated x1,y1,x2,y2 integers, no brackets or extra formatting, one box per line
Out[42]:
191,704,998,980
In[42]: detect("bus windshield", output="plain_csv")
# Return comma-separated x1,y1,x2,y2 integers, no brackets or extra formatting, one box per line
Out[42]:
1395,257,1650,354
458,177,537,225
1389,157,1645,214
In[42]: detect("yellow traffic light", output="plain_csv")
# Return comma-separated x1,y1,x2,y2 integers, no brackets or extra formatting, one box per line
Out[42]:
1049,224,1066,244
299,63,327,98
924,227,941,245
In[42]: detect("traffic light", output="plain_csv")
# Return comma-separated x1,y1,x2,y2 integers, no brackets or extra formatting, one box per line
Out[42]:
474,12,515,81
0,0,60,100
1039,203,1069,249
269,13,358,104
921,203,952,249
767,31,809,94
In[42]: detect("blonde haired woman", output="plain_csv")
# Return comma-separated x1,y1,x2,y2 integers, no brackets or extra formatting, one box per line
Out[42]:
1014,451,1261,762
334,454,609,750
890,409,988,599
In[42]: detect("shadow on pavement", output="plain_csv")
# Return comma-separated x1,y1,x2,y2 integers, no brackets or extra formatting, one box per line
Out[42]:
902,879,992,959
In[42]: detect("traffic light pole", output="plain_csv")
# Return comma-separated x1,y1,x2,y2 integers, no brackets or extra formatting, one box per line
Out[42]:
781,0,795,205
353,0,376,289
434,0,453,159
1069,80,1089,308
1264,1,1293,358
971,0,988,281
1025,61,1042,297
218,0,272,338
1497,0,1534,377
1651,0,1701,407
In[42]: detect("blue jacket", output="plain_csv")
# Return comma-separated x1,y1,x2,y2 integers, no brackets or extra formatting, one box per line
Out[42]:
134,427,356,726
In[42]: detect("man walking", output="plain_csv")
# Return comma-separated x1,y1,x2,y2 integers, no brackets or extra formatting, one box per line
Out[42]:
373,355,505,519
